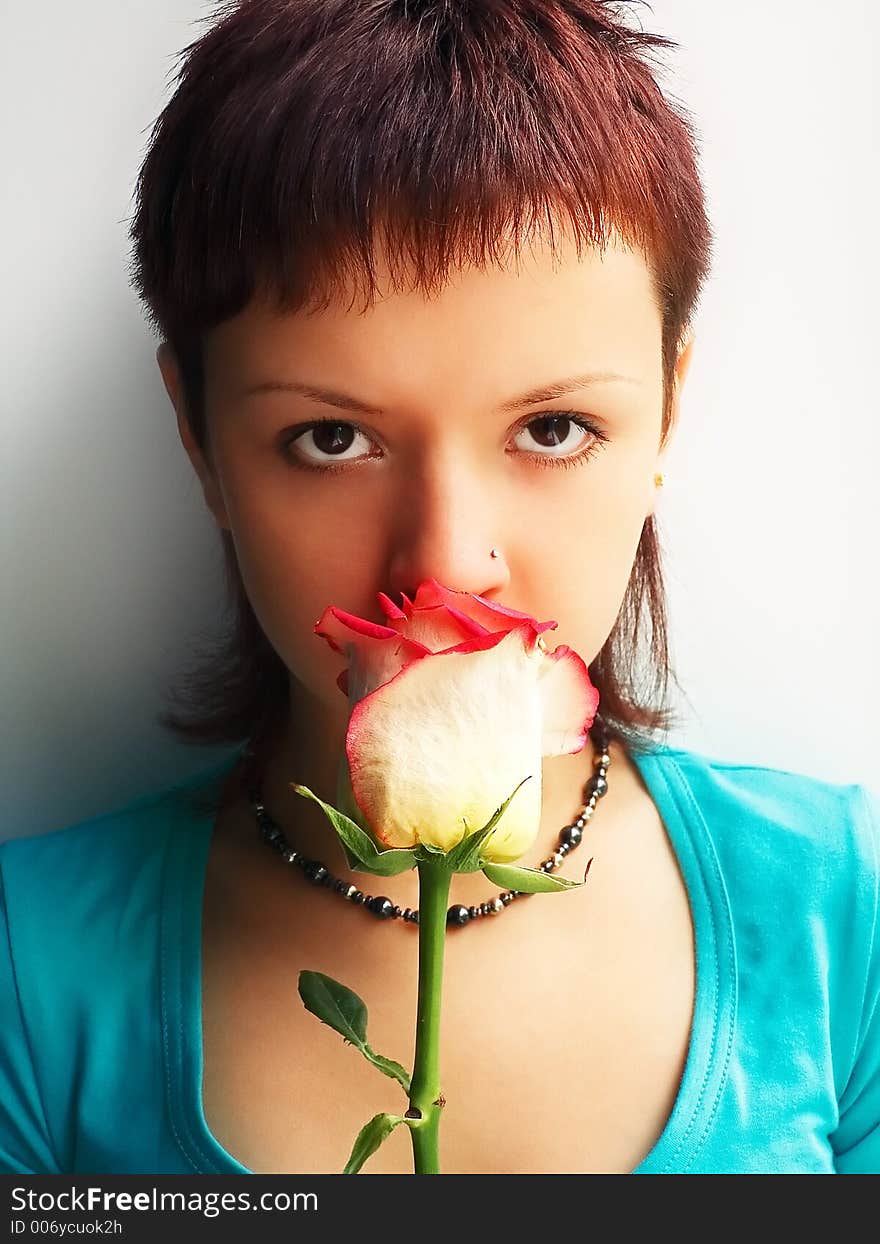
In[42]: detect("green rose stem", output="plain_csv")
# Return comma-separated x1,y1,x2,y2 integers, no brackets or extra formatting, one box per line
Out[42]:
406,856,454,1173
293,778,586,1174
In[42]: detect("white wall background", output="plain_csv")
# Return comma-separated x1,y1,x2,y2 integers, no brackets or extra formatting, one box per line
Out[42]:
2,2,878,840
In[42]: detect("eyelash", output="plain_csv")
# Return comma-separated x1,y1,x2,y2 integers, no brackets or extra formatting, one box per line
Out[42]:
278,412,608,475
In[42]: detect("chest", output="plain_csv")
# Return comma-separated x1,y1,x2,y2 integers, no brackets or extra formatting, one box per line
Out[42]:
199,802,696,1174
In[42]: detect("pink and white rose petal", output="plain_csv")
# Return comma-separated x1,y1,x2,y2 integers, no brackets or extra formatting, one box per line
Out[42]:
314,579,599,864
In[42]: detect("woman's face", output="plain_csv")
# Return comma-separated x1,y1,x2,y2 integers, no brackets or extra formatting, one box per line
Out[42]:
160,229,692,729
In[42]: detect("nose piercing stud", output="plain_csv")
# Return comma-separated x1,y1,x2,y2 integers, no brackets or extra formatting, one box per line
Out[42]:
490,548,501,559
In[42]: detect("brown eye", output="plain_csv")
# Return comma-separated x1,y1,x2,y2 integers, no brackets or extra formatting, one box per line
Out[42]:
509,412,609,472
281,420,375,468
526,415,581,450
310,423,356,455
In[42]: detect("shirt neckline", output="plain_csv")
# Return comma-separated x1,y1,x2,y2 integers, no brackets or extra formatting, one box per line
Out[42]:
160,743,737,1175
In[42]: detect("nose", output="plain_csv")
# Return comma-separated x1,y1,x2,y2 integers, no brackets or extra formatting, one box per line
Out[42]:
385,450,511,604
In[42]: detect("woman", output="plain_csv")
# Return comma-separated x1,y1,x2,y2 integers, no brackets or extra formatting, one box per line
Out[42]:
1,0,877,1175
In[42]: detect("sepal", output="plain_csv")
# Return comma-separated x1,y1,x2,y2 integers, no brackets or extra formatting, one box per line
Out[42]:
442,822,497,873
292,784,417,876
481,857,593,893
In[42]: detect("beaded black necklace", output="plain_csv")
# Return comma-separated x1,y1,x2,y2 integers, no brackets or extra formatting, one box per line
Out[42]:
242,717,611,929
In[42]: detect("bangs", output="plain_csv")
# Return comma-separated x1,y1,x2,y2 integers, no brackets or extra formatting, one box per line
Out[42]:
130,0,709,350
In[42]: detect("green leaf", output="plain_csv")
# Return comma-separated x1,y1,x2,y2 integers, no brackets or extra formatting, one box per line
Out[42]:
298,971,411,1093
291,784,417,876
299,970,367,1044
343,1112,408,1174
481,858,593,893
360,1046,412,1092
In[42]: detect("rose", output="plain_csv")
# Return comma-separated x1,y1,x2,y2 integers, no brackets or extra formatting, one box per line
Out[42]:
293,578,601,1173
313,578,599,865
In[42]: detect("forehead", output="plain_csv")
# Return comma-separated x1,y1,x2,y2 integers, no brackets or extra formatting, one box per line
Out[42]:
204,230,662,402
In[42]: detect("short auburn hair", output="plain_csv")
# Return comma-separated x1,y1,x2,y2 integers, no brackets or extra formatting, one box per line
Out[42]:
128,0,713,770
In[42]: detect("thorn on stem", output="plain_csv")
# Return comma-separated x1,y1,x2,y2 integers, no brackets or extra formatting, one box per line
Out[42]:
433,1094,446,1108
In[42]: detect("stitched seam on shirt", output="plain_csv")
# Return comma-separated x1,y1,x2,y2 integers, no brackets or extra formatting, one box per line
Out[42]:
159,828,218,1175
653,758,720,1172
0,850,62,1171
853,786,880,1061
651,758,734,1174
656,752,859,798
674,757,737,1173
688,759,830,781
837,786,880,1112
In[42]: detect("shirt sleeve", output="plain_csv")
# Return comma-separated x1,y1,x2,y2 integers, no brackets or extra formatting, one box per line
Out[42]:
831,785,880,1174
0,845,61,1173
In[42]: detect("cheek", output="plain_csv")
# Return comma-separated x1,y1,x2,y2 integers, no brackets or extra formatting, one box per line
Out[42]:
233,533,348,696
531,497,648,660
220,483,384,706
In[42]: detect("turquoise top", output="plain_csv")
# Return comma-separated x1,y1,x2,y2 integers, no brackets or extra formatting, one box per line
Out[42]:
1,742,878,1175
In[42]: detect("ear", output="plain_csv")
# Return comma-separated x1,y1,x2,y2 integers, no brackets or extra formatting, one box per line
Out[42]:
156,343,231,531
647,332,695,516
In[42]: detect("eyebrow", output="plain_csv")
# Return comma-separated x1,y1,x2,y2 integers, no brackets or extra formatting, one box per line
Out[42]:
240,370,642,415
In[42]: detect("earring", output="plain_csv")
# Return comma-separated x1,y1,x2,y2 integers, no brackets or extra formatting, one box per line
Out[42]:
654,473,664,488
490,547,501,559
